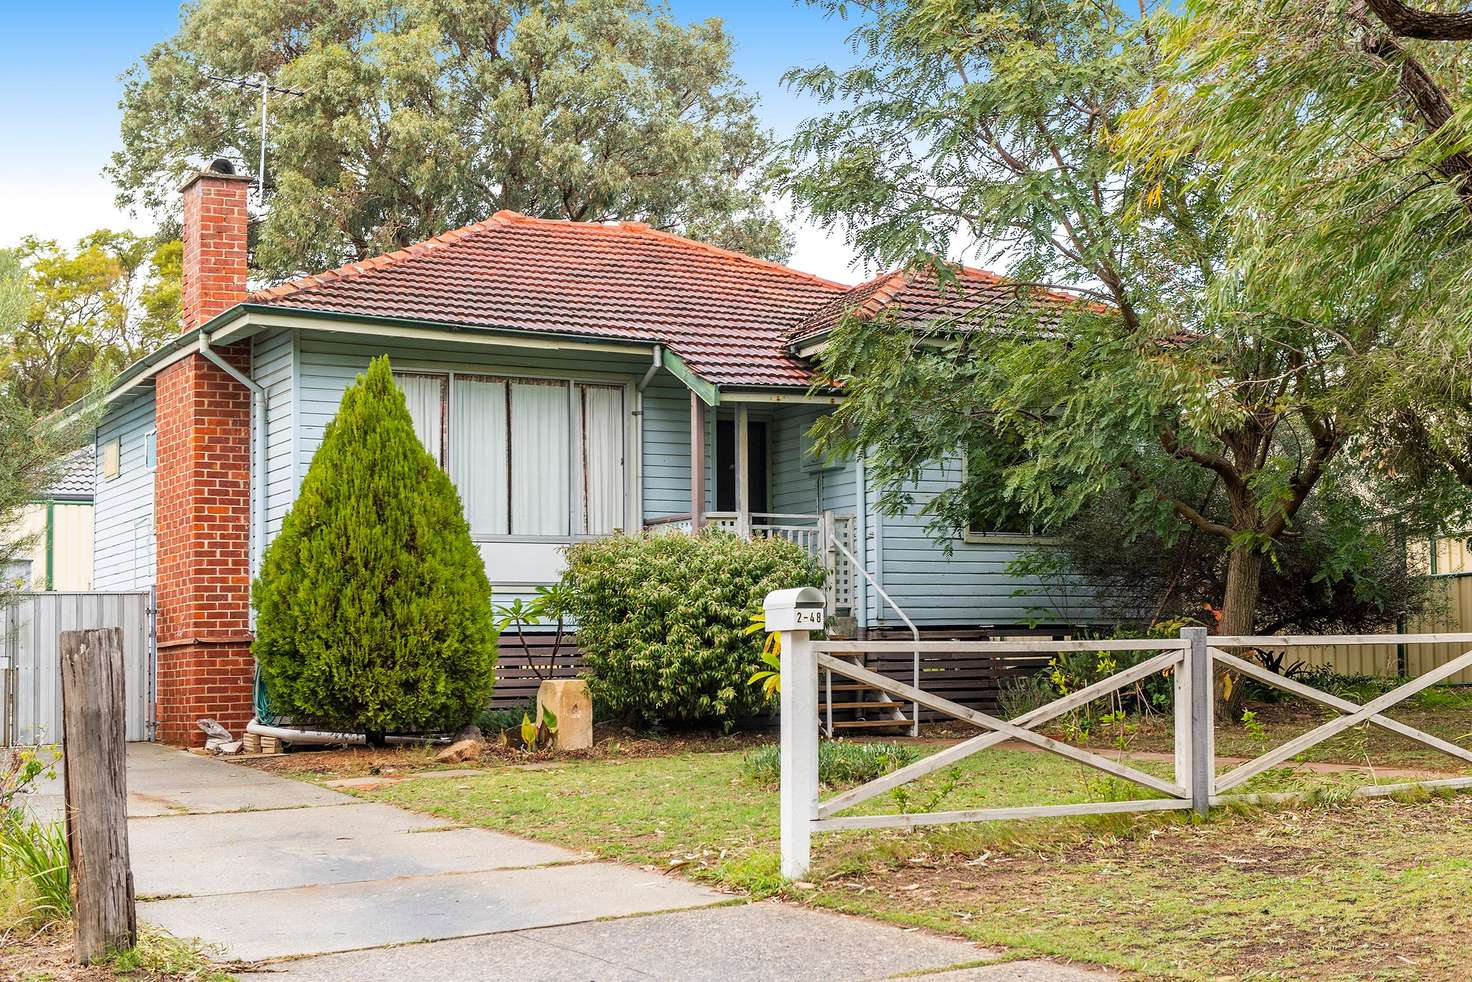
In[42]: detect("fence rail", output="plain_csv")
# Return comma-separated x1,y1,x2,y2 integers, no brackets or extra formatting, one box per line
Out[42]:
767,589,1472,879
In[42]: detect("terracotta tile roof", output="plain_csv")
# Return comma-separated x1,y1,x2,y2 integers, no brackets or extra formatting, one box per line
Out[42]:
789,265,1083,347
250,211,847,388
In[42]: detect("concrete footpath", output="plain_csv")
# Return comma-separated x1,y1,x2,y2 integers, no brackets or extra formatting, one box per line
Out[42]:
31,745,1111,981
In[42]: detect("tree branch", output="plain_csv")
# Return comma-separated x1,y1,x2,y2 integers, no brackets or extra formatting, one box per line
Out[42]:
1365,0,1472,40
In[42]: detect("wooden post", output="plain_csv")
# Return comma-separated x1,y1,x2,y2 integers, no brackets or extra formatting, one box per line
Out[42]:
1172,632,1193,802
1182,627,1213,816
690,392,706,531
60,627,137,963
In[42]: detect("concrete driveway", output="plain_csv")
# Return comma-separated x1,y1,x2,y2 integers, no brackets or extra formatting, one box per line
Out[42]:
28,744,1112,981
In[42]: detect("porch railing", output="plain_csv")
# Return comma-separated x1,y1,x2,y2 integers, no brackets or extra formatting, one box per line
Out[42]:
645,512,856,615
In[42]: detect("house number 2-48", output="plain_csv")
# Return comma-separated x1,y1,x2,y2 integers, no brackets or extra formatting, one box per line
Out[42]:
792,608,825,630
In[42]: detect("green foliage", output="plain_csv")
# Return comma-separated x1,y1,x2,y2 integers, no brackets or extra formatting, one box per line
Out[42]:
741,740,922,787
745,611,782,697
475,699,538,736
0,746,59,818
2,232,179,412
518,705,558,752
253,355,496,733
1009,480,1438,638
0,817,70,929
561,531,822,729
1125,1,1472,512
111,0,789,279
777,0,1472,642
493,583,571,682
0,391,89,603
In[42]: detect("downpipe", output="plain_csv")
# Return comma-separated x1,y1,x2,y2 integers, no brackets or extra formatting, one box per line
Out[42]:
245,719,447,747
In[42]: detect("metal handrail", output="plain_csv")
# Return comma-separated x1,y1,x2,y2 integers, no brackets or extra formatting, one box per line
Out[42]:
828,533,921,737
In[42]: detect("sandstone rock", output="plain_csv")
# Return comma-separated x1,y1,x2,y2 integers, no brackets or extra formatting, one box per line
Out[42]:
435,737,483,763
537,679,593,751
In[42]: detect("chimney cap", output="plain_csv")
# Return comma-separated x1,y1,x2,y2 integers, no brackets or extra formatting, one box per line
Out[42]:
180,159,253,192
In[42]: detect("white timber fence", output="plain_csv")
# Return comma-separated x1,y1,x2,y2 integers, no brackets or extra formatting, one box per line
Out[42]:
765,589,1472,879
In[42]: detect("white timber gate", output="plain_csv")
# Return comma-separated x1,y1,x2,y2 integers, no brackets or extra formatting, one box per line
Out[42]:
0,590,155,746
765,590,1472,879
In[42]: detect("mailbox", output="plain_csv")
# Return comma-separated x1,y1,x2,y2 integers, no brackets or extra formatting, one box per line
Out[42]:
763,587,827,633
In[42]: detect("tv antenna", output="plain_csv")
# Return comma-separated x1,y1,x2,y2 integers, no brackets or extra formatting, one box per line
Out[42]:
206,74,306,206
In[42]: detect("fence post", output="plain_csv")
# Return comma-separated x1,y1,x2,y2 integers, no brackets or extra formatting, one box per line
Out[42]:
1181,626,1214,816
768,588,824,880
60,627,137,963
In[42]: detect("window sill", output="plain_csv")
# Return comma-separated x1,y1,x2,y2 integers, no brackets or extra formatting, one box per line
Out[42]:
962,532,1062,546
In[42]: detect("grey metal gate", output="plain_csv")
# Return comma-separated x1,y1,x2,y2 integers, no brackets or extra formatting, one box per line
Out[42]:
0,590,155,746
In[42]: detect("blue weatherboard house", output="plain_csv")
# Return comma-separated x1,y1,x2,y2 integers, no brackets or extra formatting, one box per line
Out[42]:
90,164,1091,743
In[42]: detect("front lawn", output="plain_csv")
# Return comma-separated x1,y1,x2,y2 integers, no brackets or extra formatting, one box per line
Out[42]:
320,739,1472,980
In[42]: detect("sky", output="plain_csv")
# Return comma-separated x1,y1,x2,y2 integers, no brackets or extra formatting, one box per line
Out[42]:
0,1,879,284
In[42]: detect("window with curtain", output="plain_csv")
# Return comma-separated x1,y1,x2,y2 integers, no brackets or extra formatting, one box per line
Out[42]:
400,371,626,538
394,372,447,467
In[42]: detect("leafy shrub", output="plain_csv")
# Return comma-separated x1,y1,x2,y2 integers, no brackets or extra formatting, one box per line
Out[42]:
742,740,923,786
253,356,496,734
475,699,539,736
1,817,70,928
562,531,822,728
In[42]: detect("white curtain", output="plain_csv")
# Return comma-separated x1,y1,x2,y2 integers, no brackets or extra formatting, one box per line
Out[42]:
450,378,509,535
576,384,625,534
510,380,570,535
395,373,445,467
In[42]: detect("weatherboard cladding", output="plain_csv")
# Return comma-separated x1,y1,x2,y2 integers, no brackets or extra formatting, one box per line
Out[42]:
250,211,845,388
92,390,157,592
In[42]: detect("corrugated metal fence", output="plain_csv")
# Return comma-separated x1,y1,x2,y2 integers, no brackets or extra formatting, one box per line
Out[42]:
1299,574,1472,683
0,590,154,745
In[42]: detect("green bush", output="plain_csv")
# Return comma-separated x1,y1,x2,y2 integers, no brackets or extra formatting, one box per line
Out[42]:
562,531,822,728
253,356,496,734
742,740,923,786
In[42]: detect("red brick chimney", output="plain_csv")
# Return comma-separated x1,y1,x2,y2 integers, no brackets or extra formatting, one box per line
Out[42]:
153,160,257,746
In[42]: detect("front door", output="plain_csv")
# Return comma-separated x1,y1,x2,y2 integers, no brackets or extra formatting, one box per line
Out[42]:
716,418,768,514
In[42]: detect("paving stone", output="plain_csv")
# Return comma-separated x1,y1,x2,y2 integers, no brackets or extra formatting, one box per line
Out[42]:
141,862,729,961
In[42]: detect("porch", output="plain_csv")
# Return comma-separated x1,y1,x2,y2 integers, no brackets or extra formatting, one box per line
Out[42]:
640,388,861,614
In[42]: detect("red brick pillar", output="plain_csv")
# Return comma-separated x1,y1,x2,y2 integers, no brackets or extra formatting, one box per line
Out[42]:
153,164,256,747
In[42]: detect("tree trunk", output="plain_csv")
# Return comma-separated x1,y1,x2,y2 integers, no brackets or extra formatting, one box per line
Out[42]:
1216,547,1264,721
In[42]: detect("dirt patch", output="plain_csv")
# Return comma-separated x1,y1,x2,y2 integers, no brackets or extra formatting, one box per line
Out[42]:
806,797,1472,980
0,930,113,982
232,726,774,779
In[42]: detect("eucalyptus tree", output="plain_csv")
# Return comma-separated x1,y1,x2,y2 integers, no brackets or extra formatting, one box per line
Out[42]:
776,0,1460,687
110,0,788,279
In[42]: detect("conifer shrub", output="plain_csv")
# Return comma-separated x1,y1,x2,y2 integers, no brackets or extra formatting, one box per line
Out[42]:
562,531,822,728
252,356,496,733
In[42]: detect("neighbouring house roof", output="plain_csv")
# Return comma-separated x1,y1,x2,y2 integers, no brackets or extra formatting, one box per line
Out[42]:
788,266,1084,351
45,447,95,502
249,211,848,388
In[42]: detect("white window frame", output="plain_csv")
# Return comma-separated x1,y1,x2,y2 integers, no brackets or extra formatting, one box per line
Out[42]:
395,368,637,545
144,429,157,471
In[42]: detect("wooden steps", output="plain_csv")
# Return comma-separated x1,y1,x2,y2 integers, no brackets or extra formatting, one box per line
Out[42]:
831,719,914,730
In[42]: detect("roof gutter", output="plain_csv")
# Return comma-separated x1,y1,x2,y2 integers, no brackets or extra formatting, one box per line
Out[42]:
197,332,267,586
